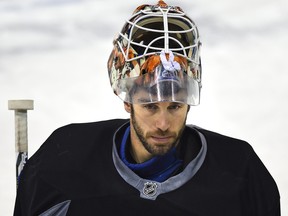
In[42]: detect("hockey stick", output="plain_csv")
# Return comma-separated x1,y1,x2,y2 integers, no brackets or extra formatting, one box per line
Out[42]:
8,100,34,188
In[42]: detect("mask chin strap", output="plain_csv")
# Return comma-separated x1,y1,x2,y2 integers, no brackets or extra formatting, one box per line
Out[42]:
160,50,181,71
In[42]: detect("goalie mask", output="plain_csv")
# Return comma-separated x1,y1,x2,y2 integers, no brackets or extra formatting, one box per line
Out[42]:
107,0,202,105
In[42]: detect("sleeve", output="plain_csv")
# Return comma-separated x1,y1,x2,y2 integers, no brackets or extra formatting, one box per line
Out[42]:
13,185,23,216
13,154,39,216
246,147,281,216
13,126,71,216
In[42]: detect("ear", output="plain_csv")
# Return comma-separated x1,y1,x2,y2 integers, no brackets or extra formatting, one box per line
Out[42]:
124,102,132,113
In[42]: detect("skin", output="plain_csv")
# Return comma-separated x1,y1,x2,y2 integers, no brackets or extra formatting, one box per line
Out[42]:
124,101,189,163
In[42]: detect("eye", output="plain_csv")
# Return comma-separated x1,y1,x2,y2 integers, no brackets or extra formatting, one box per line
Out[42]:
143,104,158,111
168,103,183,110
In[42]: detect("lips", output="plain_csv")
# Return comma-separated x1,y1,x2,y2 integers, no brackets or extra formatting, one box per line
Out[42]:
150,135,174,144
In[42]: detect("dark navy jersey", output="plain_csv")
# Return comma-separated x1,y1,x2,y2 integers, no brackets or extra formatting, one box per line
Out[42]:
14,119,280,216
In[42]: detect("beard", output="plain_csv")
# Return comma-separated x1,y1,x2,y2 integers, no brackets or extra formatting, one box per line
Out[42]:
130,106,187,156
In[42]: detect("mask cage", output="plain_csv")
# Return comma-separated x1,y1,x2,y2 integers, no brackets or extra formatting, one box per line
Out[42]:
117,5,201,66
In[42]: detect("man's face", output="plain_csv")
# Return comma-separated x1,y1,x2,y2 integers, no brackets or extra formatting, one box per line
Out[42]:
125,100,189,161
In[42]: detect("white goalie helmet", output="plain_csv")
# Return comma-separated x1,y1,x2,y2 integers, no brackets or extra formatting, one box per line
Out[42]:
107,0,202,105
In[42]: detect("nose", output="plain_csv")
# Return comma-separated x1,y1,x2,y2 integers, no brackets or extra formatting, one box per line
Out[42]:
155,111,170,132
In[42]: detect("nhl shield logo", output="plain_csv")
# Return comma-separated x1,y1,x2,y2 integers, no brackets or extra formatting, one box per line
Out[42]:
143,182,158,197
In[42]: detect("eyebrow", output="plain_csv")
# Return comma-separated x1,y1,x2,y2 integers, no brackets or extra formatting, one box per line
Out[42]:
137,98,152,103
136,98,183,107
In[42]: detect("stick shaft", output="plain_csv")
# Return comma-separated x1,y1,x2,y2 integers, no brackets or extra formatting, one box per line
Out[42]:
14,110,29,188
8,100,33,188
